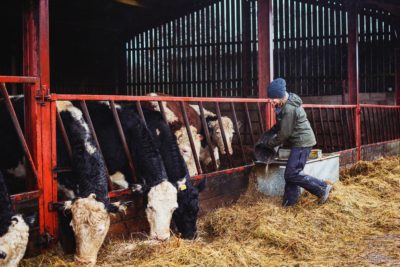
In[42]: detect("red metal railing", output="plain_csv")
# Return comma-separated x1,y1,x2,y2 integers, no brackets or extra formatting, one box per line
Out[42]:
51,94,273,197
1,86,400,246
303,103,400,160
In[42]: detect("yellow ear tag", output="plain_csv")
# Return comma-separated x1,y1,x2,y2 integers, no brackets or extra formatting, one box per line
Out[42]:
179,184,187,191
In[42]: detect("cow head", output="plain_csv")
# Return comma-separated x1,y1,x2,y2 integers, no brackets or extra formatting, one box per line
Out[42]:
208,117,238,155
173,178,206,239
175,126,201,176
0,214,30,267
58,194,128,266
132,180,178,241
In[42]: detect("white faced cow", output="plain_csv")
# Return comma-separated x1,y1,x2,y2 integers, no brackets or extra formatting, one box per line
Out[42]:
0,170,35,267
55,101,129,266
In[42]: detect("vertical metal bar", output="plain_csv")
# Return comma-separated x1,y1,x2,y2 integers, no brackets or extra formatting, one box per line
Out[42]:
110,101,137,182
387,108,394,141
198,102,218,170
366,108,374,144
256,103,265,133
242,0,251,97
79,101,114,191
0,84,39,181
215,102,232,167
332,108,341,150
310,108,317,146
244,102,255,145
361,107,366,145
380,108,385,142
383,108,388,141
338,108,348,149
179,101,202,174
157,101,168,123
327,109,334,151
349,107,356,147
56,110,73,162
372,107,379,143
49,101,58,235
355,105,361,160
135,101,147,126
230,102,246,164
319,108,327,151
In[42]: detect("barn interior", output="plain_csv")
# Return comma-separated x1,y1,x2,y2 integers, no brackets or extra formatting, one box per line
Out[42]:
0,0,399,258
1,0,399,102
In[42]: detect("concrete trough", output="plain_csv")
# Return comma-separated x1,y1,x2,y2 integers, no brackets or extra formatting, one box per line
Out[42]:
254,153,340,197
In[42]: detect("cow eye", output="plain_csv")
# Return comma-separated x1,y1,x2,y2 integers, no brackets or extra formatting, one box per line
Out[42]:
147,206,155,211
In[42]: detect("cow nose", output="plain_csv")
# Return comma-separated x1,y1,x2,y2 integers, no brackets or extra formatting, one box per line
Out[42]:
0,250,7,259
152,233,170,241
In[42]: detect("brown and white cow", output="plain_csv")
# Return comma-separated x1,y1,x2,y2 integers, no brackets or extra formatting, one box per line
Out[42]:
142,93,202,176
189,104,238,157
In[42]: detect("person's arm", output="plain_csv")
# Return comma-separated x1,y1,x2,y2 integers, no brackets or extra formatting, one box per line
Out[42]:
267,108,296,148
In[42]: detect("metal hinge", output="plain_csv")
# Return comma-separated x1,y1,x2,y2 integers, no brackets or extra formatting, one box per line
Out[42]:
36,84,51,105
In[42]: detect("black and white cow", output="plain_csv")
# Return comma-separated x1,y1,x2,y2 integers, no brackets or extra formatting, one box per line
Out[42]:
85,102,205,240
55,101,129,265
83,101,178,241
142,108,206,239
0,170,35,267
0,98,127,266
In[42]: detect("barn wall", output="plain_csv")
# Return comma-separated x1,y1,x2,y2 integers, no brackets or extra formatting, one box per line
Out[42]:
302,92,397,105
124,0,398,98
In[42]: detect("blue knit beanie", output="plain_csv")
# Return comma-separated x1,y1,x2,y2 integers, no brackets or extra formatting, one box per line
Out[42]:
267,78,287,99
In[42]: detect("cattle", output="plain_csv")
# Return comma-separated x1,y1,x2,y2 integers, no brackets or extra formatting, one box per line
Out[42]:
142,93,202,176
189,104,238,157
142,108,206,239
0,170,35,267
83,102,180,241
142,93,238,171
86,101,204,239
55,101,129,265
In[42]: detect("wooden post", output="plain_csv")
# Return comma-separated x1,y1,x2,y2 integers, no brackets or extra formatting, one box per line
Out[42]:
257,0,274,129
347,3,359,105
347,3,361,160
242,0,251,97
396,48,400,105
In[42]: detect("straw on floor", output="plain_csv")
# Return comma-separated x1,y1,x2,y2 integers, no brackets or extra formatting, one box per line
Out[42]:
21,156,400,266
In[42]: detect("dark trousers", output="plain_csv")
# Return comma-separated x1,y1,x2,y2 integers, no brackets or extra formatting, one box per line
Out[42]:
283,147,327,206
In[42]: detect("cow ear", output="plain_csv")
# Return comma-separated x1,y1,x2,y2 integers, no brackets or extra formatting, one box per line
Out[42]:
64,200,73,211
196,178,206,192
23,212,37,228
131,184,148,194
107,201,133,214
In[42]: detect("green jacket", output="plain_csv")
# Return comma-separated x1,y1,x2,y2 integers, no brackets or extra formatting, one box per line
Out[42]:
268,93,316,148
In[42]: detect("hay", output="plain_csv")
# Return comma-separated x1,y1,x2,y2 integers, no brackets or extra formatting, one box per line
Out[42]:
21,157,400,266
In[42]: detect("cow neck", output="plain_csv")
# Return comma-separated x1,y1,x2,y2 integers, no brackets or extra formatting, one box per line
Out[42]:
58,106,110,209
120,105,169,186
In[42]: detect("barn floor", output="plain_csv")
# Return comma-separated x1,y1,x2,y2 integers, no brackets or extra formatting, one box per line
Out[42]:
21,157,400,266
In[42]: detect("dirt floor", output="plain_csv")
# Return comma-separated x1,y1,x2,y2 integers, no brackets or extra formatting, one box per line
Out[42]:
21,156,400,267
